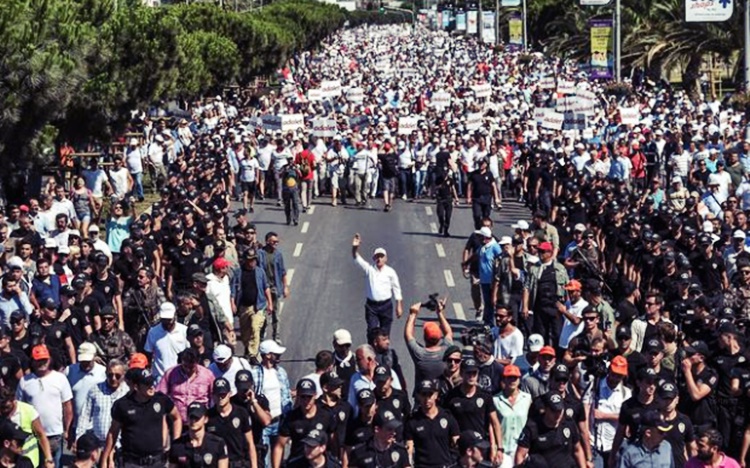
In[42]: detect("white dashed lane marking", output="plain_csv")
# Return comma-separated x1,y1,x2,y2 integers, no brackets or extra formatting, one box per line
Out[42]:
425,206,433,216
301,222,310,233
453,303,465,321
435,243,446,257
430,222,439,234
287,269,295,286
308,206,316,214
444,270,455,287
293,243,303,257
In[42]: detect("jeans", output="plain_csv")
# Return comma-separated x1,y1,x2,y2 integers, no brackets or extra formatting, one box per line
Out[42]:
593,450,610,468
300,179,313,208
399,169,411,198
262,421,280,468
480,283,494,326
472,196,492,229
436,198,453,234
282,189,300,224
262,292,282,342
414,169,426,198
131,172,144,199
49,435,63,468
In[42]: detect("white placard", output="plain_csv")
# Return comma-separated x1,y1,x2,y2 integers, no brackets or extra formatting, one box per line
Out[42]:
686,0,733,22
556,96,576,112
542,111,565,130
571,98,596,116
346,87,364,102
581,0,611,5
472,83,492,99
582,128,595,139
533,107,548,125
398,117,419,135
465,112,483,130
619,107,640,126
432,91,452,109
320,80,342,98
575,89,597,101
281,114,305,132
282,84,297,98
312,118,337,137
308,89,323,102
563,112,587,130
539,77,556,90
556,81,576,95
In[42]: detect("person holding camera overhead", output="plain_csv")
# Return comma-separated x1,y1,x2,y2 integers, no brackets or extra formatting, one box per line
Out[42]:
403,296,454,391
351,233,403,340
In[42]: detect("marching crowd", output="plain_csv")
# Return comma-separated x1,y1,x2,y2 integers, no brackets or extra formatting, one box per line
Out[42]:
0,18,749,468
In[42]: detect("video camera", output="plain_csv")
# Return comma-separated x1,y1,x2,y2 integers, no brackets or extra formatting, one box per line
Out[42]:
421,293,440,312
461,325,493,349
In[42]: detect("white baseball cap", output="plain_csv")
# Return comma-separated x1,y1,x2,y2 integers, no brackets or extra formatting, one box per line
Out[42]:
734,230,747,239
499,236,512,246
259,340,286,355
159,302,176,319
372,247,387,258
511,220,530,231
333,329,352,346
475,226,492,238
88,225,100,232
77,342,97,362
6,256,23,270
213,344,233,364
57,245,70,255
528,334,544,353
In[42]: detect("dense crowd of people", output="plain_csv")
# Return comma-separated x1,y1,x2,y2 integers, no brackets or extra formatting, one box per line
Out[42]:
0,19,748,468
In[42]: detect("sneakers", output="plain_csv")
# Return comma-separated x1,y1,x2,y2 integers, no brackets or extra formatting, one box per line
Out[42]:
401,194,407,201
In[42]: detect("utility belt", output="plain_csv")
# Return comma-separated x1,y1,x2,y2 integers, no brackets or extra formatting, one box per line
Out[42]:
121,452,166,465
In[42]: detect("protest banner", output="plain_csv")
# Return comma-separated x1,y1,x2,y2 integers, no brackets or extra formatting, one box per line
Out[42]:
542,111,565,130
432,91,452,108
472,83,492,99
307,89,323,102
346,87,364,102
465,112,483,130
563,112,587,130
320,80,342,98
556,81,576,95
312,118,337,137
398,116,419,135
619,107,640,125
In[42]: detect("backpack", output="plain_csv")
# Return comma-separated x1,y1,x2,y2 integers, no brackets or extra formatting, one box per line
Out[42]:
283,166,299,188
299,157,311,178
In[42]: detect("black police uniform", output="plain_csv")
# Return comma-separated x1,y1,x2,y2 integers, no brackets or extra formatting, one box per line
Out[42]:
661,411,695,468
345,416,374,448
28,319,69,369
404,407,460,468
468,169,494,229
618,396,658,443
348,439,410,468
443,386,494,437
111,392,175,466
278,404,337,467
230,393,271,465
529,390,585,427
169,432,228,467
517,418,580,468
319,399,353,452
206,404,253,467
677,366,718,431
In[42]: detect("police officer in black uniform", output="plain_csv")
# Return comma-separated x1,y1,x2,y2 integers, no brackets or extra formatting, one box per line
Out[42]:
348,409,409,468
230,370,272,467
456,430,493,468
404,379,460,468
515,392,585,468
206,378,256,468
300,430,340,468
443,358,498,440
372,365,409,437
345,389,377,450
170,402,229,468
29,298,74,370
609,367,660,464
318,371,353,458
102,368,182,468
466,158,498,230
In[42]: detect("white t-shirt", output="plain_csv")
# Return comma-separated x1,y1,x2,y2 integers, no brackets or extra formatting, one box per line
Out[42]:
583,378,631,452
262,367,282,418
208,357,251,396
206,274,233,325
239,158,260,183
82,169,107,198
64,363,106,423
257,145,273,171
144,323,188,382
126,148,144,174
109,168,130,199
16,371,73,436
492,327,525,361
559,298,589,349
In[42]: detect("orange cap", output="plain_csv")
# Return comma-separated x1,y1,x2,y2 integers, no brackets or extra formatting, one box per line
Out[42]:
539,346,556,357
610,355,628,375
564,280,582,291
31,345,50,361
129,353,149,369
503,365,521,377
423,322,443,341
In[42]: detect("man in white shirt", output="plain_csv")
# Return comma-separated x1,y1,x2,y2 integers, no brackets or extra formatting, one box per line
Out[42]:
583,355,631,467
125,138,145,201
208,344,251,396
81,159,110,220
16,344,73,467
64,343,105,434
351,233,403,340
106,158,132,203
144,302,187,383
271,139,293,206
86,225,111,263
50,185,76,222
558,280,590,350
206,258,233,325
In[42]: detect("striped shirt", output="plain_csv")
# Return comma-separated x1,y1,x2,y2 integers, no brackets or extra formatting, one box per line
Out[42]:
75,381,130,444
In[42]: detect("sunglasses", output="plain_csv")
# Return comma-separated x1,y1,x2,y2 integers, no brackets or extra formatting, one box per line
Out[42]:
107,373,124,380
102,316,116,322
447,358,462,364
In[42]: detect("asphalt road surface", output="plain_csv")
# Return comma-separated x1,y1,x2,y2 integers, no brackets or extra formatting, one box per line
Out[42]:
239,195,529,386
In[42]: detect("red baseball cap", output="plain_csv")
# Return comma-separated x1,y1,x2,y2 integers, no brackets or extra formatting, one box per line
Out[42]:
424,322,443,341
538,241,553,251
539,346,556,357
212,257,231,270
129,353,149,369
31,345,50,361
503,365,521,378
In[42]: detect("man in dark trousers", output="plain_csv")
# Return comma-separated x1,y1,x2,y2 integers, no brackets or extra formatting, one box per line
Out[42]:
466,158,500,230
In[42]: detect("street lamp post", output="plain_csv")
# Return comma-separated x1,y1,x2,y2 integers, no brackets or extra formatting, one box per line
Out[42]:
615,0,621,81
522,0,527,50
745,0,750,90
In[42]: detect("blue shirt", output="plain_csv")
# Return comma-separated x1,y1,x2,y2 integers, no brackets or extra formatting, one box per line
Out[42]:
478,240,502,284
619,440,674,468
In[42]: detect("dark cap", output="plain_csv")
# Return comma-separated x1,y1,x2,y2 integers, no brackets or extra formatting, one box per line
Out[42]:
719,322,740,336
442,345,461,361
301,429,328,447
234,209,248,218
644,338,665,354
641,409,673,432
192,272,208,284
187,402,208,419
615,325,632,339
658,382,678,400
356,389,376,406
296,378,317,397
131,369,156,387
187,324,204,338
319,371,344,389
235,370,254,391
461,358,479,373
373,364,392,383
684,340,709,357
417,379,438,395
100,306,117,318
698,234,713,246
543,392,565,411
9,310,25,323
60,285,76,297
373,408,403,430
41,298,56,310
213,378,231,394
551,364,570,380
75,433,100,459
0,420,30,443
637,367,658,382
458,430,491,453
0,326,10,339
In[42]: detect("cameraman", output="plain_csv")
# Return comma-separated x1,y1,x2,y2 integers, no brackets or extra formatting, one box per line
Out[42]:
404,297,454,386
564,307,608,368
583,356,631,468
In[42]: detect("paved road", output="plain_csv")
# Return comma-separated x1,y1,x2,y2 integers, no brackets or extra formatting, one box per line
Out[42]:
239,195,529,386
